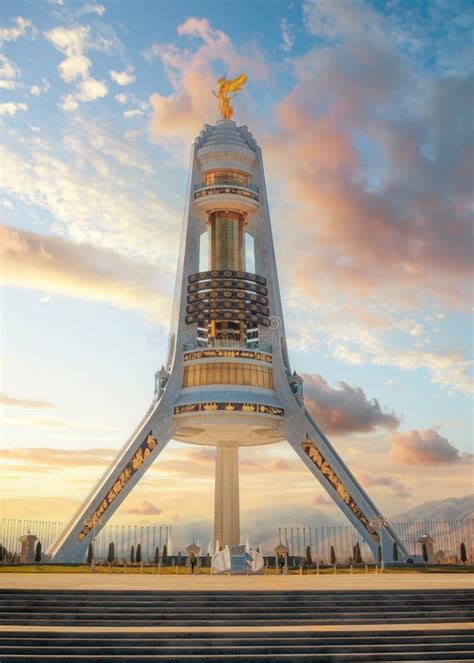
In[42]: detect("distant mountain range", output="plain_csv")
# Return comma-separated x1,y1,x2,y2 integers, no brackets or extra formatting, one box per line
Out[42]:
390,494,474,522
149,494,473,554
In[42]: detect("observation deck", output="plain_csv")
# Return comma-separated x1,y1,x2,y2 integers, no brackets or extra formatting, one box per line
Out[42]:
193,182,260,213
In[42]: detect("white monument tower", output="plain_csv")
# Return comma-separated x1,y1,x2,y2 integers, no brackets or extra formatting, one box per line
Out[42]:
48,75,408,563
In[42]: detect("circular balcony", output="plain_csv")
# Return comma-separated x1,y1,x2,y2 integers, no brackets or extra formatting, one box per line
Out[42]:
193,183,260,213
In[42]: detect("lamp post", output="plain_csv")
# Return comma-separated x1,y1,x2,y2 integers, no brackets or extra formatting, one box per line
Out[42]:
370,516,389,571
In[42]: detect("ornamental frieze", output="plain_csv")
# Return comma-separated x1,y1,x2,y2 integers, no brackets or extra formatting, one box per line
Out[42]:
194,185,259,202
302,436,379,542
186,301,270,316
186,312,269,326
187,291,268,306
183,349,272,363
188,270,266,286
77,432,157,541
174,402,284,416
188,280,268,296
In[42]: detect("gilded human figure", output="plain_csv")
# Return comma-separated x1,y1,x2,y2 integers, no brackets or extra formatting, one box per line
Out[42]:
213,73,248,119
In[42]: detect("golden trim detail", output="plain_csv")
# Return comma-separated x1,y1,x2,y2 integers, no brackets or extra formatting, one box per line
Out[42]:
174,402,283,416
77,433,157,541
184,349,272,363
303,435,379,542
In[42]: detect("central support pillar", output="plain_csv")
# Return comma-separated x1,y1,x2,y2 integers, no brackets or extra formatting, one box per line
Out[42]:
214,446,240,548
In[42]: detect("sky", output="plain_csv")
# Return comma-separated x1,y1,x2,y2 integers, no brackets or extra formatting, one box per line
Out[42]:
1,0,473,550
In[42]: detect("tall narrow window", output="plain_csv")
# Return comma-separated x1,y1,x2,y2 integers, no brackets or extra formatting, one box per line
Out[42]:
199,230,209,271
245,233,255,273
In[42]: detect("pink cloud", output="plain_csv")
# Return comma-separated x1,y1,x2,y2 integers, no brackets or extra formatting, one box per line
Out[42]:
0,392,57,410
0,224,170,318
357,471,410,499
303,373,399,435
1,447,115,467
264,4,472,309
312,494,334,507
267,458,291,471
126,500,162,516
390,429,472,466
148,17,267,148
184,447,215,463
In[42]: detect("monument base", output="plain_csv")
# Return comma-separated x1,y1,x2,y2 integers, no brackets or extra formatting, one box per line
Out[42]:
212,543,264,575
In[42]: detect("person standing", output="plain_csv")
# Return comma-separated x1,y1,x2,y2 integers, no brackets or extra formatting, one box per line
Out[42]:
278,554,285,574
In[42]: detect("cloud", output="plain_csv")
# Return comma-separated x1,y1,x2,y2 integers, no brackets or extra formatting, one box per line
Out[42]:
0,392,57,409
126,500,162,515
356,471,410,498
0,446,115,468
0,16,36,42
33,419,68,428
1,225,171,317
312,494,334,507
76,76,108,101
79,3,106,15
279,18,296,52
266,0,473,311
0,54,21,90
115,92,127,103
0,102,27,116
45,24,112,109
390,429,472,466
29,79,49,96
0,119,178,264
148,16,267,149
302,373,400,434
184,447,215,464
267,458,291,471
110,67,135,86
45,25,91,80
124,109,143,118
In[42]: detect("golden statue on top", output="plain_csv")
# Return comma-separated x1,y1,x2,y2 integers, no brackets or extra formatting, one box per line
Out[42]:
213,73,247,119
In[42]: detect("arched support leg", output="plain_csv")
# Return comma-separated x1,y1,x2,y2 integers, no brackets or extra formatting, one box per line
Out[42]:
284,407,409,563
48,397,175,562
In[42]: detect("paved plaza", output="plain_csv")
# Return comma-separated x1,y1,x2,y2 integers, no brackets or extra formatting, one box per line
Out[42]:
1,571,472,592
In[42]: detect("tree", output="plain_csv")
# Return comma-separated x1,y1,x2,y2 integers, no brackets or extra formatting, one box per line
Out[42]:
377,545,382,564
130,545,135,565
422,543,428,563
330,545,336,565
87,543,94,564
177,551,182,567
460,542,467,564
136,544,142,564
35,541,42,564
392,541,399,562
0,544,3,563
162,544,168,567
107,542,115,565
154,546,160,566
206,552,211,568
305,545,312,565
355,543,362,565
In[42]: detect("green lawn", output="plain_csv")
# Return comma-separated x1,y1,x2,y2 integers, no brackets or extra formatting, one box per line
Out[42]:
0,564,472,574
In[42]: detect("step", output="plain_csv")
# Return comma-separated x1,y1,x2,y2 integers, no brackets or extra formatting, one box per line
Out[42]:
2,631,473,661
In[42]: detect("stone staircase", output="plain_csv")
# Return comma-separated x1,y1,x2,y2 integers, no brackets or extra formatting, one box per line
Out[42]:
1,629,473,661
1,589,472,660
